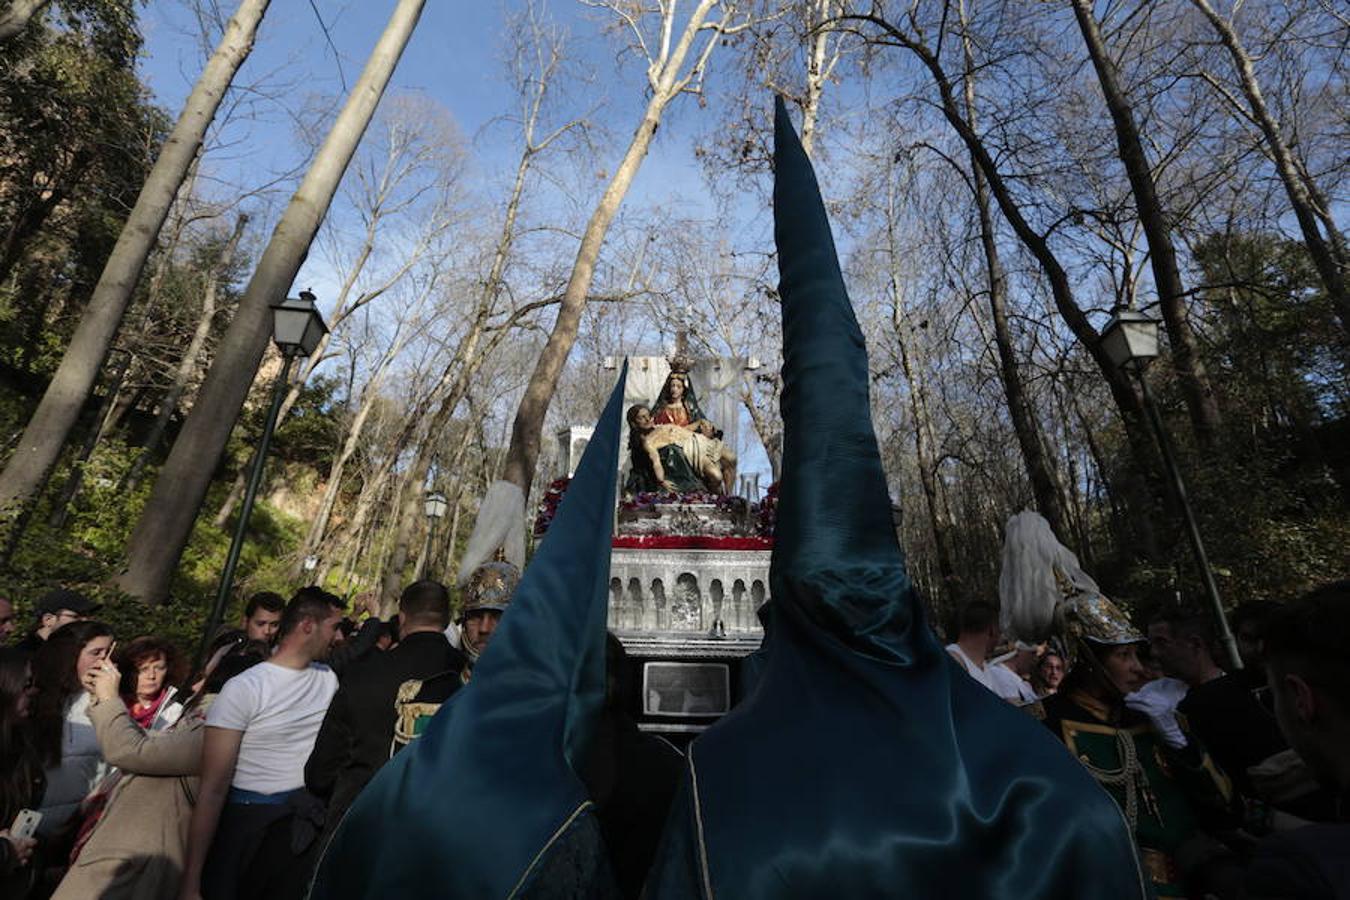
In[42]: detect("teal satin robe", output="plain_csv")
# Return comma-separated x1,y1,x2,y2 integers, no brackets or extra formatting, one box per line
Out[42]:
642,98,1147,900
309,368,630,900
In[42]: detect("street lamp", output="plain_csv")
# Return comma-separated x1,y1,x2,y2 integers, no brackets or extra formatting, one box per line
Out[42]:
1100,308,1159,371
424,491,448,520
198,291,328,667
1100,309,1241,670
419,490,448,580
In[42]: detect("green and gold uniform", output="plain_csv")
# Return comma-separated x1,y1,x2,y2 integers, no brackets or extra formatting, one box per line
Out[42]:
1044,689,1235,898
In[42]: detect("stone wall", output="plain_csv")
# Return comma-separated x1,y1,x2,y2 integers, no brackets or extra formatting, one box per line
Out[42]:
608,547,770,635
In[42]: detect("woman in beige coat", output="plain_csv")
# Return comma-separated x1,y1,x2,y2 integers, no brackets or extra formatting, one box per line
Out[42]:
51,641,267,900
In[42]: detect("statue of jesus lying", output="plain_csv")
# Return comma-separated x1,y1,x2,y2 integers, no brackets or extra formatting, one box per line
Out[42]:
626,404,737,496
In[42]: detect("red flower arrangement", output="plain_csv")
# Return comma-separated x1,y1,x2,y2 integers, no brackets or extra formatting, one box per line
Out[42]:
534,478,780,545
532,477,571,536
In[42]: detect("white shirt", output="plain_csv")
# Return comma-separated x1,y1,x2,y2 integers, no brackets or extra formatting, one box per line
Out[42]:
207,661,338,794
945,643,999,692
986,662,1039,704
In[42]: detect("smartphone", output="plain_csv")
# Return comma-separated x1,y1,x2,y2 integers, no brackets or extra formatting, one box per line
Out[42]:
10,809,41,840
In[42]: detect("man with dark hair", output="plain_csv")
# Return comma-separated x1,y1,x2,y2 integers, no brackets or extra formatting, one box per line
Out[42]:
305,580,465,839
181,587,344,900
1245,581,1350,898
1231,600,1283,691
1148,609,1287,799
14,587,100,653
241,591,285,645
1261,583,1350,794
944,600,1001,693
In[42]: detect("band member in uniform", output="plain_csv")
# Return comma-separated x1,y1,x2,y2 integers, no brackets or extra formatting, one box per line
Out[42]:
1000,511,1241,898
456,560,519,683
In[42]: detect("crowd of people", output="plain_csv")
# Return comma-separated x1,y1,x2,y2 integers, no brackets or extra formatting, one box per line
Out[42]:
944,581,1350,899
0,576,521,900
0,571,1345,899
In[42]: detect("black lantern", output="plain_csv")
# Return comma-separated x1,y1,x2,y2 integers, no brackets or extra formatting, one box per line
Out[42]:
270,289,328,357
1100,308,1159,371
424,490,448,520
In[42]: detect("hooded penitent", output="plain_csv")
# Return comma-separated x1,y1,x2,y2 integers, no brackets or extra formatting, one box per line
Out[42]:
310,365,630,900
642,99,1146,899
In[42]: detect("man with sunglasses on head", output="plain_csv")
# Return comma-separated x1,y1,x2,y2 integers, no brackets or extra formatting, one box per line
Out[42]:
13,588,100,654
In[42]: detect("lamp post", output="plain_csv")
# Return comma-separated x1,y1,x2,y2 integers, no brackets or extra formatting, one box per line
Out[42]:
419,490,448,579
198,291,328,665
1100,309,1242,670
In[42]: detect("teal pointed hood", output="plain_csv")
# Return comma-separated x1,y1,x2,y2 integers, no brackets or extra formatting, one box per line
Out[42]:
643,99,1145,900
769,95,928,665
310,365,628,900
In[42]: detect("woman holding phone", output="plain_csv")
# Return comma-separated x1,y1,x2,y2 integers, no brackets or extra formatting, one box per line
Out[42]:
51,640,270,900
31,621,114,842
1,646,45,897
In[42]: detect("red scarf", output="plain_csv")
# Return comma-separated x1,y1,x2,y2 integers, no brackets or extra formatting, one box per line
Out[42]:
127,689,167,729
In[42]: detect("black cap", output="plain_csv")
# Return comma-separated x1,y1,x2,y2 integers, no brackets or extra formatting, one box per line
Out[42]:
35,588,101,617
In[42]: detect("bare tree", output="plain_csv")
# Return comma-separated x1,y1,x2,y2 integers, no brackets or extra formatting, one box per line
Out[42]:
123,212,250,489
1186,0,1349,342
840,8,1167,553
372,2,590,601
892,301,960,600
955,0,1070,541
1070,0,1223,449
212,96,467,527
290,271,434,579
459,0,753,578
115,0,427,603
0,0,272,523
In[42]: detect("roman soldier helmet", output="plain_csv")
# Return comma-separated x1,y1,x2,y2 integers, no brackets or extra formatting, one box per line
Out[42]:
999,511,1142,666
459,560,520,623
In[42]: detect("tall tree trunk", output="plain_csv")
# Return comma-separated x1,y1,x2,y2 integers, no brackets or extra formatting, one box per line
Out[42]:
894,312,960,604
853,14,1164,502
957,7,1071,541
741,378,783,480
1070,0,1223,449
114,0,426,603
124,213,248,490
213,235,379,526
378,341,494,605
45,354,131,529
289,320,414,579
798,0,840,158
0,0,271,523
212,127,452,526
0,0,50,42
1052,386,1095,566
1187,0,1350,343
383,423,474,600
463,0,735,574
441,476,467,582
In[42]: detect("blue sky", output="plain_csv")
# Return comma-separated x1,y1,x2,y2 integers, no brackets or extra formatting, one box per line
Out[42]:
135,0,774,481
137,1,722,219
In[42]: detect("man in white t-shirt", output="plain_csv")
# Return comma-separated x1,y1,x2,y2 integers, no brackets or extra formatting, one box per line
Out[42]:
180,587,344,900
945,600,1001,693
985,642,1042,705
